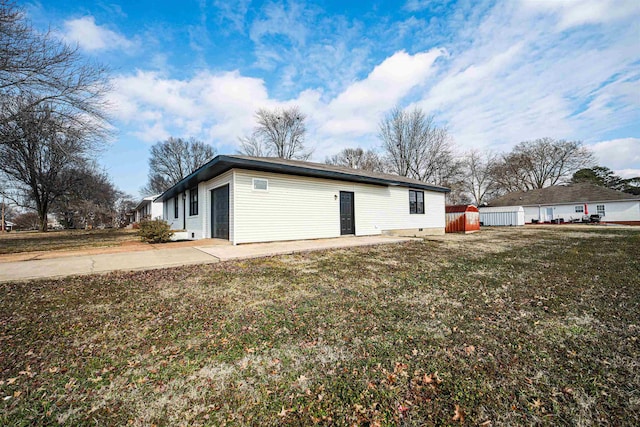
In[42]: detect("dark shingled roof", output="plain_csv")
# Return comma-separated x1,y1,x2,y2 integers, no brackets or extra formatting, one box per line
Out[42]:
488,183,640,207
156,155,450,202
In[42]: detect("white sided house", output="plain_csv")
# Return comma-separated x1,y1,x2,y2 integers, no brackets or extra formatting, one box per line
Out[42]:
135,194,163,222
482,183,640,225
155,155,449,244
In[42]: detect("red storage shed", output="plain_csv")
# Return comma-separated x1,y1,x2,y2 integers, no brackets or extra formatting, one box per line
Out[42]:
445,205,480,233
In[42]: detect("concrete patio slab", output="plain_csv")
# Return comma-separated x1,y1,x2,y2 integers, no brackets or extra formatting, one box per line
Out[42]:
195,235,417,261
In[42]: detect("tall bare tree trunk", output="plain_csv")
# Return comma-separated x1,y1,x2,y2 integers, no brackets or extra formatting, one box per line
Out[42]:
1,198,5,232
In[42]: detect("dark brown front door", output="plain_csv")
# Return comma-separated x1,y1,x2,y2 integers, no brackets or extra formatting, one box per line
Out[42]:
340,191,355,235
211,185,229,239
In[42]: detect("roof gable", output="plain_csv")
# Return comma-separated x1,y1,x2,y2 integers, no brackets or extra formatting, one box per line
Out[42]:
488,183,640,207
135,194,161,210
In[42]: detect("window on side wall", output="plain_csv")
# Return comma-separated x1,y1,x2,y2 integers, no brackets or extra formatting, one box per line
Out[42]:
189,187,198,216
174,195,179,218
575,205,583,213
409,190,424,214
597,204,605,216
253,178,268,191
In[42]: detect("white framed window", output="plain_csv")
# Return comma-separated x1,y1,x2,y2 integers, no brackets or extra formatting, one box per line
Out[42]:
575,205,584,213
189,187,198,216
597,204,605,216
409,190,424,214
253,178,268,191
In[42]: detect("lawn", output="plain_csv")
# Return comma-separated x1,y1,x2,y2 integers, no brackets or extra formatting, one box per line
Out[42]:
0,227,638,426
0,229,140,255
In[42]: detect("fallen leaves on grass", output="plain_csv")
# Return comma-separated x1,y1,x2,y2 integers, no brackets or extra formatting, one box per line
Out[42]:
397,403,410,416
452,404,465,423
0,228,638,425
277,406,293,417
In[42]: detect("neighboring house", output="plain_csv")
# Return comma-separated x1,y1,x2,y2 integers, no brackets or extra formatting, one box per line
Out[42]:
482,183,640,225
1,220,14,232
47,215,63,230
124,210,136,226
155,155,450,244
135,195,163,222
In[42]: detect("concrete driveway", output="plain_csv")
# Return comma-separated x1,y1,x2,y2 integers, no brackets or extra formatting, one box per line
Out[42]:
0,247,219,283
0,235,415,282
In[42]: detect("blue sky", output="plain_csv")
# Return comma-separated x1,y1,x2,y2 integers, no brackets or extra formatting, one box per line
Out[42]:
24,0,640,196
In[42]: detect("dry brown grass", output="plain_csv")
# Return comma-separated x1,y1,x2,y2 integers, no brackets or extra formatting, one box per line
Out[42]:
1,226,639,426
0,228,141,255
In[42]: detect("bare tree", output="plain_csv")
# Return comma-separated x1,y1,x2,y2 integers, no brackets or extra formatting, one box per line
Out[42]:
379,107,460,185
0,102,96,231
0,1,110,132
491,138,594,192
12,211,39,230
143,137,216,195
488,152,530,193
0,2,111,231
325,147,385,172
460,150,499,205
53,165,120,229
238,106,311,160
114,194,137,228
238,135,269,157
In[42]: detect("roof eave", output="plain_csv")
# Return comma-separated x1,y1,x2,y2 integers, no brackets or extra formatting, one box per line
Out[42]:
134,199,151,210
156,155,450,201
518,198,640,206
227,156,450,193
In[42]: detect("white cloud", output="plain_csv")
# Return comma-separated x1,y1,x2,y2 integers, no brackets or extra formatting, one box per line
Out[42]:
188,0,211,53
590,138,640,175
106,0,639,167
108,49,443,158
521,0,640,30
133,121,170,143
109,69,272,144
246,1,373,99
616,169,640,179
405,0,640,153
404,0,455,13
63,16,133,52
321,49,444,136
249,1,312,47
213,0,251,32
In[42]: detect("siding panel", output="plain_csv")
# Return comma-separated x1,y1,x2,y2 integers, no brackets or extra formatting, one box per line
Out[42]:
233,169,445,244
163,171,233,240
